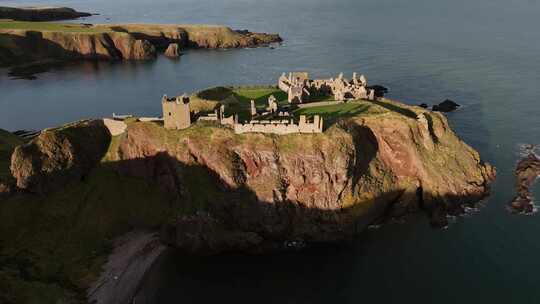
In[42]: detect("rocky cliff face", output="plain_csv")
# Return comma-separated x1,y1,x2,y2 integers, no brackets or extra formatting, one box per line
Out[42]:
7,102,495,254
106,102,494,253
0,30,157,65
0,24,282,67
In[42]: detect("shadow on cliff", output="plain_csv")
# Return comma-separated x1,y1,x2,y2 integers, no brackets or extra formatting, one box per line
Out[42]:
0,32,156,79
108,26,186,50
96,137,489,249
371,99,418,119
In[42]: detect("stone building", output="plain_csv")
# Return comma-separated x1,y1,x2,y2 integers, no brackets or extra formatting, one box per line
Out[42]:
162,94,191,129
278,71,376,103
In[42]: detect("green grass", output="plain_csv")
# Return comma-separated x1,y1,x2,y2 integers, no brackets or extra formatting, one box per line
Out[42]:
293,102,377,127
232,87,287,105
0,164,178,303
225,87,287,121
0,20,106,33
293,99,421,127
195,86,233,101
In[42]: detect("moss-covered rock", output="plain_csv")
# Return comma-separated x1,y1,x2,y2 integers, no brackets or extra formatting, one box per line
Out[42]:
10,120,111,194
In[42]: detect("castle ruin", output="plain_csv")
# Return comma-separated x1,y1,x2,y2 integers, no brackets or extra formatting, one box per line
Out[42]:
160,71,380,135
234,114,323,135
278,72,375,103
162,94,191,129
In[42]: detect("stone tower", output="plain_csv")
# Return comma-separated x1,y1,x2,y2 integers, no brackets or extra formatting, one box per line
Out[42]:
162,94,191,130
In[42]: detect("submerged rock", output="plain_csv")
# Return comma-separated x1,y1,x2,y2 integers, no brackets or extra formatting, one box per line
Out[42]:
6,99,495,255
432,99,460,112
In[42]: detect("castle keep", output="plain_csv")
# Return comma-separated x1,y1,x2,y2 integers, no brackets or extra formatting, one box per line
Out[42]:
162,94,191,130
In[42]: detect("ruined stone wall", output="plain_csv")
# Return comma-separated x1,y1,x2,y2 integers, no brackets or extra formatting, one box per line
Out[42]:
234,115,323,135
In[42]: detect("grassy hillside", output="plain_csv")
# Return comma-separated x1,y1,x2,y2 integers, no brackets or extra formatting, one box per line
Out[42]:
0,130,181,304
0,20,105,33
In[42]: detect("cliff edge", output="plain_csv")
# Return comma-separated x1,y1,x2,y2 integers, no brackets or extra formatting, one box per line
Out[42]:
0,22,282,68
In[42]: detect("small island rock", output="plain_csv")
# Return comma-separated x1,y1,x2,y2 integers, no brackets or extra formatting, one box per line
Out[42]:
432,99,460,112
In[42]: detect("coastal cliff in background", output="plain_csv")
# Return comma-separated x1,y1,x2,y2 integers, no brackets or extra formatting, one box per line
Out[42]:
0,22,282,67
0,6,92,21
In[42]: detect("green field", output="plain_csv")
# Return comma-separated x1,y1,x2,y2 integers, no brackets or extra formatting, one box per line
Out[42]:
0,20,106,33
193,86,288,121
193,86,419,125
293,99,418,127
293,102,375,126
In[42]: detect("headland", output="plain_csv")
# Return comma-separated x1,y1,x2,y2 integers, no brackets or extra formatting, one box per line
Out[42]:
0,72,495,303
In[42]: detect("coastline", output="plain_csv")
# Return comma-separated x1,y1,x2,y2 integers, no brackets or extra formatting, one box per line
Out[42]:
0,21,282,73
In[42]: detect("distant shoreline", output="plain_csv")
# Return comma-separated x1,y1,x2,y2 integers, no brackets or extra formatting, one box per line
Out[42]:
0,6,94,21
0,21,282,78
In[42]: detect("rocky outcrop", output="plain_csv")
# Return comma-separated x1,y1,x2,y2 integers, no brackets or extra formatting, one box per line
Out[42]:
181,26,282,48
0,30,157,66
106,100,494,253
0,128,23,198
0,6,92,21
509,145,540,214
433,99,460,112
164,43,181,58
10,120,111,194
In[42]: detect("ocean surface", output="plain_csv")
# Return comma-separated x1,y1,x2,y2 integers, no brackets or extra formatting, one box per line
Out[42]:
1,0,540,302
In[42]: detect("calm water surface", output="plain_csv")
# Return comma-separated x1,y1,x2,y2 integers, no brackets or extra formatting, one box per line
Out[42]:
1,0,540,303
